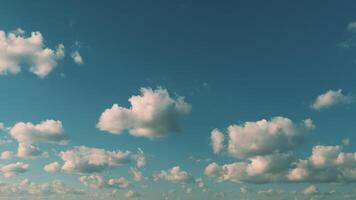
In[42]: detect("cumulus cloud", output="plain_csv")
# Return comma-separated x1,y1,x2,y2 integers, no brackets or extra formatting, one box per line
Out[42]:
211,129,224,154
9,120,68,145
79,174,130,190
97,87,191,139
154,166,194,184
221,117,314,158
124,190,139,199
0,29,65,77
303,185,318,195
0,162,29,178
43,162,61,173
0,151,13,160
17,143,48,159
311,89,352,110
71,50,84,65
59,146,142,174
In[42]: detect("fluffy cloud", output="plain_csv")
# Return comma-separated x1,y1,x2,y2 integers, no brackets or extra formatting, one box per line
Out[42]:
79,174,130,190
97,87,191,139
17,143,48,159
0,150,13,160
303,185,318,195
154,166,194,184
124,190,139,199
9,120,68,145
71,50,84,65
0,29,65,77
211,129,224,154
0,162,29,178
59,146,142,174
43,162,61,173
311,89,352,110
218,117,314,158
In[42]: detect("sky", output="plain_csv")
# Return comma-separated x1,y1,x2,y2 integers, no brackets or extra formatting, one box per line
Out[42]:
0,0,356,199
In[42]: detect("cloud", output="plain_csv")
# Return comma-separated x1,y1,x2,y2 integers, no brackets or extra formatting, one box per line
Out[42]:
124,190,139,199
211,129,224,154
311,89,352,110
59,146,142,174
79,174,130,190
130,167,144,181
218,117,314,158
9,120,68,145
71,51,84,65
97,87,191,139
154,166,194,184
0,162,29,178
0,29,65,77
17,143,48,159
303,185,318,195
44,162,61,173
0,151,13,160
347,21,356,32
0,179,84,196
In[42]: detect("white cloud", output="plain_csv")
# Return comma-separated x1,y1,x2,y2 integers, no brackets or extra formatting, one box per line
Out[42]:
303,185,318,195
154,166,194,184
211,129,224,154
79,174,105,189
124,190,139,199
9,120,68,145
0,162,29,178
71,50,84,65
225,117,314,158
43,162,61,173
59,146,141,174
97,87,191,139
311,89,352,110
130,167,144,181
0,29,65,77
17,143,48,159
0,150,13,160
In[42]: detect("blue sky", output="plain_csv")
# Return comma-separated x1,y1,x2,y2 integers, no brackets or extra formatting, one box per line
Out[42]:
0,0,356,199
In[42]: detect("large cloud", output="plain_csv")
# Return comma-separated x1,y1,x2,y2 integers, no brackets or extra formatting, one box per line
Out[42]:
311,89,352,110
0,162,29,178
97,87,191,139
154,166,194,184
59,146,144,174
0,29,65,77
214,117,314,158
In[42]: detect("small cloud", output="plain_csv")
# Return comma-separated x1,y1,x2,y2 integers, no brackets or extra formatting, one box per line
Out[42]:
311,89,352,110
71,50,84,65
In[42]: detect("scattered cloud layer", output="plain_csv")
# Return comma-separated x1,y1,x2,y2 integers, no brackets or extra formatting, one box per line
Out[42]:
0,29,65,77
311,89,352,110
79,174,130,189
97,87,191,139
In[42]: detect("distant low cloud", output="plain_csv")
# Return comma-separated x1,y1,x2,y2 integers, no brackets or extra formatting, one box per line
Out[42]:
154,166,194,184
0,162,29,178
0,29,65,77
303,185,318,195
79,174,129,189
59,146,144,174
97,87,191,139
311,89,352,110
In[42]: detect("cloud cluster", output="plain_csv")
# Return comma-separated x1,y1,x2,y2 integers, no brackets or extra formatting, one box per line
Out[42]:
311,89,352,110
79,174,130,189
0,179,84,196
154,166,194,184
0,162,29,178
0,29,65,77
97,87,191,139
59,146,144,174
